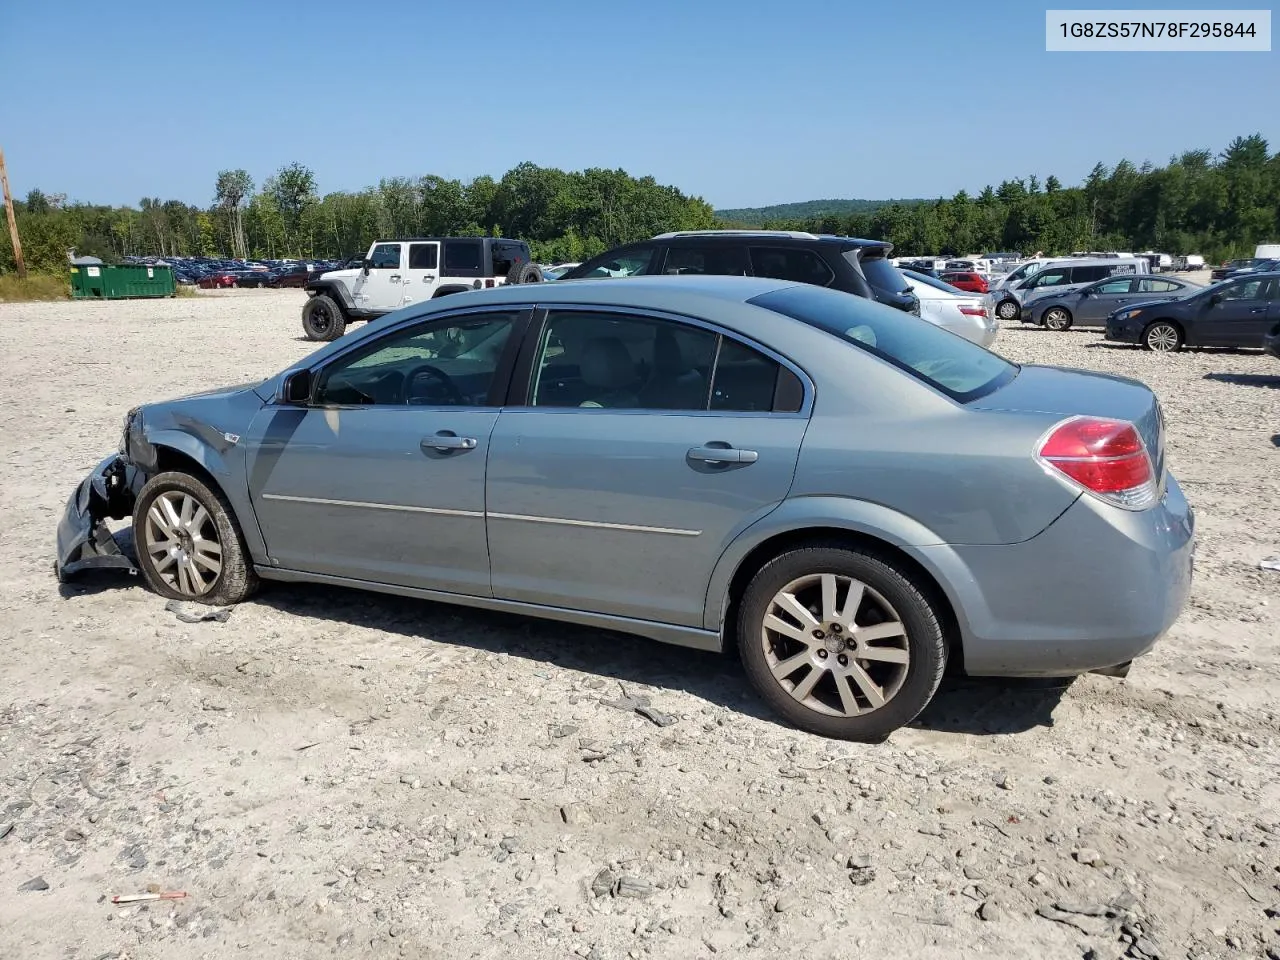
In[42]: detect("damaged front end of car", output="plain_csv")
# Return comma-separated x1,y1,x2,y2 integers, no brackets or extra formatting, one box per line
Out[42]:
54,408,146,581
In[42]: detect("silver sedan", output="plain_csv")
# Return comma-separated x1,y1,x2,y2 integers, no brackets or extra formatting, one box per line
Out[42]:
56,276,1195,741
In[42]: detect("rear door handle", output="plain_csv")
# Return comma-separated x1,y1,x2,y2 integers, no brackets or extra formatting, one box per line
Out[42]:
422,433,477,452
688,444,758,464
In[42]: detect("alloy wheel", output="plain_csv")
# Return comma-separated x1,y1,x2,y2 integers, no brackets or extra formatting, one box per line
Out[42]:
1044,308,1070,330
760,573,910,718
996,300,1018,321
1146,324,1179,351
141,491,222,596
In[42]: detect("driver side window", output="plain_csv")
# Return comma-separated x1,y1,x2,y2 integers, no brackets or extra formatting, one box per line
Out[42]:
313,312,518,407
1220,279,1265,301
368,244,402,269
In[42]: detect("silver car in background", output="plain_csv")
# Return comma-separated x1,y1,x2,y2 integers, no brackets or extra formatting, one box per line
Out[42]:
56,277,1195,741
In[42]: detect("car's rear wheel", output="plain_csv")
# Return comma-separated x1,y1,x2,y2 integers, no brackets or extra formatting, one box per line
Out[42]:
1042,307,1073,331
507,262,544,284
737,546,946,741
1143,321,1182,352
133,471,258,606
302,294,346,341
996,298,1019,322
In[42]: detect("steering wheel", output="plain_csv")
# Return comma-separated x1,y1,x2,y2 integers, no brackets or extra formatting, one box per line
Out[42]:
402,364,465,405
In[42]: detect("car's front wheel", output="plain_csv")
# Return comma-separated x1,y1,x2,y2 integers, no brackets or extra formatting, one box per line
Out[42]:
737,545,947,741
133,471,258,606
1143,321,1183,352
1042,307,1073,331
302,294,347,341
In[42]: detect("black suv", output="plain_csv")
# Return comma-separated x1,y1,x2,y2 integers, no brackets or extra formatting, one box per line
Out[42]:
559,231,920,315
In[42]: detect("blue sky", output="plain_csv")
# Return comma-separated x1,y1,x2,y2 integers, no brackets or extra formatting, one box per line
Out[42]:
3,0,1276,209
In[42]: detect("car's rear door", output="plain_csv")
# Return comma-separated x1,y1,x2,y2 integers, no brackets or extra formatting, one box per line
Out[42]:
402,241,441,305
484,305,811,627
245,306,530,594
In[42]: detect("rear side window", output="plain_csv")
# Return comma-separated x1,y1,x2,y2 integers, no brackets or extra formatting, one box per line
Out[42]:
857,255,911,294
1070,265,1110,284
573,246,657,279
749,284,1017,403
749,247,834,286
661,244,750,276
1138,278,1179,293
443,240,483,276
491,243,528,277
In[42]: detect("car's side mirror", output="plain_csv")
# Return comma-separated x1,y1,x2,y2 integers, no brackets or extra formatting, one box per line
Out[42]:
281,369,313,405
361,259,371,275
1208,292,1222,306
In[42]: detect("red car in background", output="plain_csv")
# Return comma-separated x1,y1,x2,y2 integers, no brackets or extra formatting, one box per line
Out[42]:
940,271,989,294
196,271,239,289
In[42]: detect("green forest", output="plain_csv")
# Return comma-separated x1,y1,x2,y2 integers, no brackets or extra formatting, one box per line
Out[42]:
3,134,1278,277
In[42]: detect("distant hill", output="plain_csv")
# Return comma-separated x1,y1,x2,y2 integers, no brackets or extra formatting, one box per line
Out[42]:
714,197,926,225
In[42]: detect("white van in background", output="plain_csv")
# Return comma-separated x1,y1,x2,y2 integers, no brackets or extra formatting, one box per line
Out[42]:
1256,244,1280,259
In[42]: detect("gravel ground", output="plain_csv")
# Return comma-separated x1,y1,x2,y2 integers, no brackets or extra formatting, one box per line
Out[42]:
1,287,1278,960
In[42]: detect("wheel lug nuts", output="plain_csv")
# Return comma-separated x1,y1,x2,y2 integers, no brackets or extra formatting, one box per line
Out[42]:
837,654,848,666
817,649,828,659
830,624,841,634
812,629,825,639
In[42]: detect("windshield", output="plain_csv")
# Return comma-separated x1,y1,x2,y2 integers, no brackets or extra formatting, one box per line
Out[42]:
903,269,968,296
854,254,911,294
749,284,1016,402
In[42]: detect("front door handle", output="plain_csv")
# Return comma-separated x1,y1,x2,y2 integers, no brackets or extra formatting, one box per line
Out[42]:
688,444,758,465
1251,307,1266,314
422,433,477,452
390,274,402,282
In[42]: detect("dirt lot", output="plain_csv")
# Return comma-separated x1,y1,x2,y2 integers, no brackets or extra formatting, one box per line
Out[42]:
2,287,1278,960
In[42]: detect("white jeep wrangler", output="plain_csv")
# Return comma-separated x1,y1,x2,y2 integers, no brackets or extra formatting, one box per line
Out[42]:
301,237,542,341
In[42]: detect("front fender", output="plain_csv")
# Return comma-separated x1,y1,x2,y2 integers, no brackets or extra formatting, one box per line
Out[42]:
55,455,140,580
701,495,978,637
134,426,268,564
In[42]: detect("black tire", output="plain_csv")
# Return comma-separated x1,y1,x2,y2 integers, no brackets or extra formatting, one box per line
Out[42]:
1042,307,1073,331
996,298,1020,323
1142,321,1183,353
132,471,259,606
736,545,947,741
506,261,544,284
302,294,346,342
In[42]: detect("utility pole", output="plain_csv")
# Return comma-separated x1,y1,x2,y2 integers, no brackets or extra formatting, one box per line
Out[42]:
0,147,27,278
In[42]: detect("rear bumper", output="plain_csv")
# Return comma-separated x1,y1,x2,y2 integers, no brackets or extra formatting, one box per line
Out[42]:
925,474,1195,677
54,455,140,581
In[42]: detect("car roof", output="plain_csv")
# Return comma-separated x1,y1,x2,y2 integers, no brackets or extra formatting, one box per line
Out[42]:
449,275,800,306
654,231,891,251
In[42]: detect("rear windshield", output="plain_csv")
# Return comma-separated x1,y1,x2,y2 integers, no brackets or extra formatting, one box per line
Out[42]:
851,252,911,294
749,284,1017,402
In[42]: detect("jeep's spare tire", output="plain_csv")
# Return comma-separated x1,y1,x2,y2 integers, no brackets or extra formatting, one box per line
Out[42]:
507,262,544,284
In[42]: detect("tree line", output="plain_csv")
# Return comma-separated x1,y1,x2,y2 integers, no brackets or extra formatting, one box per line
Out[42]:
725,134,1280,261
2,134,1277,276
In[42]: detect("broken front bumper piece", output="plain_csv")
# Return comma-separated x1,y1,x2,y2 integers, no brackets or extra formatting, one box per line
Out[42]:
54,455,140,581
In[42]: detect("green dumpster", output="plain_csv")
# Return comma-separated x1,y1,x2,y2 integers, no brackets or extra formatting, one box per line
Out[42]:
70,264,176,299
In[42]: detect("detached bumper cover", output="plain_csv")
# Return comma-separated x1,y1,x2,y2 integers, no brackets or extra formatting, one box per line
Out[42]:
55,455,140,580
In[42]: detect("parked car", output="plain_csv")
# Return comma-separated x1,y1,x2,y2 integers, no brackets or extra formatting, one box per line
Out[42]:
196,271,239,289
1104,272,1280,352
56,276,1194,741
1211,258,1268,281
1222,258,1280,281
234,271,275,288
560,230,921,316
542,262,581,281
268,265,311,288
1023,275,1200,331
997,258,1151,323
939,271,989,294
901,269,998,347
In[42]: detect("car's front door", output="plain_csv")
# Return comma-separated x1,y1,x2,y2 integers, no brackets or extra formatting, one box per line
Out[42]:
1078,277,1139,323
244,308,528,593
485,307,810,627
402,241,441,306
351,242,406,312
1196,278,1275,345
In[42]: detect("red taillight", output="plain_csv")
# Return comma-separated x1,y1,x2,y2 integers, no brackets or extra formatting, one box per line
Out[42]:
959,306,986,316
1037,416,1156,508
